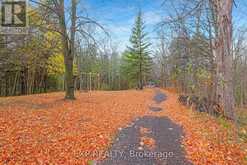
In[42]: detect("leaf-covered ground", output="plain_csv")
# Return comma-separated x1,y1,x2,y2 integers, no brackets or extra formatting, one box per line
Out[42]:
0,89,246,164
0,90,154,164
159,89,247,165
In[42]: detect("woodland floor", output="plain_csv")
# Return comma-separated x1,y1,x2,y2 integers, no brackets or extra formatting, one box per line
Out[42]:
0,88,246,165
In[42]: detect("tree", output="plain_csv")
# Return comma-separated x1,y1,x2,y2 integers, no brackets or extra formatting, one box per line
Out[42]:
159,0,240,118
29,0,106,99
212,0,235,120
56,0,76,99
126,11,152,90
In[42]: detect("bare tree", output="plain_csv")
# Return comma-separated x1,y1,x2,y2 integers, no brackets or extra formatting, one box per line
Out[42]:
29,0,107,99
212,0,235,119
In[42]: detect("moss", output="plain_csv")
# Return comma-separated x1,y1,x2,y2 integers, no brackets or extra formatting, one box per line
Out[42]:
217,116,231,129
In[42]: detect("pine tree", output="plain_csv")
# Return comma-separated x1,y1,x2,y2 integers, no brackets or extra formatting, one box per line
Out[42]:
125,11,152,90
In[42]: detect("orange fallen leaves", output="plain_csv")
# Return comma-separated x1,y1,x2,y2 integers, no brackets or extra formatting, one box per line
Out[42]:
0,89,245,164
159,89,246,165
0,90,154,164
140,136,156,150
139,127,152,135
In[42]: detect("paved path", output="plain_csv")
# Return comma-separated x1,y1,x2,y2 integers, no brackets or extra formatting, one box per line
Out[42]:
153,90,167,104
97,90,193,165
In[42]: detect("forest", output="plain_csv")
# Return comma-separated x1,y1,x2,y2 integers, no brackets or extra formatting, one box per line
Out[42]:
0,0,247,164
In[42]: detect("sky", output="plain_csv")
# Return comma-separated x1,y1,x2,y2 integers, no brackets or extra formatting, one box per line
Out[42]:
84,0,165,52
83,0,247,53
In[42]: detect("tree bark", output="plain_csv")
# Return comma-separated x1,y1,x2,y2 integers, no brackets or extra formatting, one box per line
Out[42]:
214,0,235,119
59,0,75,99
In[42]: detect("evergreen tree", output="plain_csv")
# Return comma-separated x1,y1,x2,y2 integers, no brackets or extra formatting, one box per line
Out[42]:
125,11,152,90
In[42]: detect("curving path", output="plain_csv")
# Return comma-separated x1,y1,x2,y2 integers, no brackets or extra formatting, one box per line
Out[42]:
97,90,193,165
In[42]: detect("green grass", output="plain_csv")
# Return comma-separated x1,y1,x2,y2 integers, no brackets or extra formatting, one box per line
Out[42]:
237,109,247,142
87,160,94,165
217,116,231,129
238,110,247,126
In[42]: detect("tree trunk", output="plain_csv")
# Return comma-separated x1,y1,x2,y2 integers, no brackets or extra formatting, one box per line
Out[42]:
139,62,143,90
59,0,75,100
215,0,235,119
206,6,217,114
